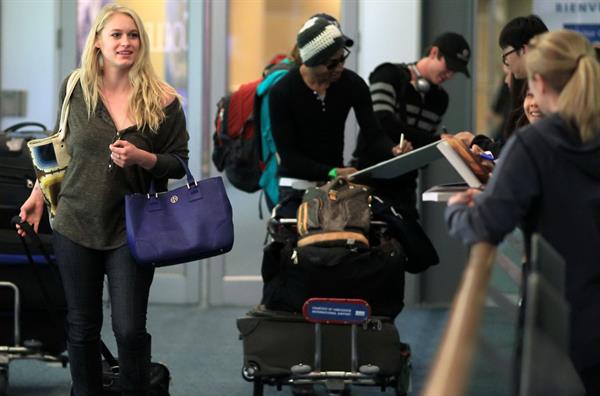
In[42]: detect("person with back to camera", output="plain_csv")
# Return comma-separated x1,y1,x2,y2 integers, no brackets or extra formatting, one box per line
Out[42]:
457,15,548,157
354,32,471,219
17,4,189,395
269,16,406,218
445,30,600,395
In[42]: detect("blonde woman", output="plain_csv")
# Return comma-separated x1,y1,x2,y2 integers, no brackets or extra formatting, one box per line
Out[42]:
18,4,188,394
446,30,600,395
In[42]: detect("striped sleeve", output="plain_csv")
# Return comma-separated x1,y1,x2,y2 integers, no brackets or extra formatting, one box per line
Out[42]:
370,81,396,113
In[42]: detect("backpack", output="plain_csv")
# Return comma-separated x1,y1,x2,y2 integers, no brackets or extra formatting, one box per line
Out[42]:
212,79,263,193
256,64,293,205
212,57,293,194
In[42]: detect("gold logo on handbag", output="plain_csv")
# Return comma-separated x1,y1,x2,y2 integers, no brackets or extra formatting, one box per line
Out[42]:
27,71,80,218
170,196,178,204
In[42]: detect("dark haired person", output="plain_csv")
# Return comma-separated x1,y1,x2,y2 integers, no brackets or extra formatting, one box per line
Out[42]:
469,15,548,157
354,32,471,218
446,30,600,395
269,16,406,217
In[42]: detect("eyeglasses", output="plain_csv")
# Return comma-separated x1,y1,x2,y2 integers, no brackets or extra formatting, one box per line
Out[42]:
325,48,351,70
501,47,520,66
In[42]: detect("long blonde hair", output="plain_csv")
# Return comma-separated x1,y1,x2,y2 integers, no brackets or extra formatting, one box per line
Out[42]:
525,30,600,142
79,4,180,132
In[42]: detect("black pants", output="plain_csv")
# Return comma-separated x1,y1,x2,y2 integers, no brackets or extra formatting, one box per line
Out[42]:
54,231,154,396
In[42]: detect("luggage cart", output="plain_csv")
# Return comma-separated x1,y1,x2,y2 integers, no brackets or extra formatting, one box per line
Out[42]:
238,217,411,395
0,219,68,396
238,300,411,396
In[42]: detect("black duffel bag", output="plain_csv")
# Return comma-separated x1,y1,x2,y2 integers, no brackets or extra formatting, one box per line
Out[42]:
101,342,170,396
371,196,439,273
262,230,406,318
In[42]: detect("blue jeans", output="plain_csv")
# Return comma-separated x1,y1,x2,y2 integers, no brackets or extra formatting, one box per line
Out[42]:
53,231,154,396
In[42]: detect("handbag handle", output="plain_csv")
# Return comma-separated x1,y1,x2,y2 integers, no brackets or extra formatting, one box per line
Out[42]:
57,70,81,141
3,122,48,134
147,155,195,195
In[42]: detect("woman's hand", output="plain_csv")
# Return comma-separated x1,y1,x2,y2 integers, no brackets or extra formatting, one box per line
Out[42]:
447,188,482,207
109,139,157,170
451,131,475,147
470,144,495,175
17,184,45,236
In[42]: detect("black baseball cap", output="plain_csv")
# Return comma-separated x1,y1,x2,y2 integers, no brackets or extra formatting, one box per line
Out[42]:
310,13,354,47
433,32,471,78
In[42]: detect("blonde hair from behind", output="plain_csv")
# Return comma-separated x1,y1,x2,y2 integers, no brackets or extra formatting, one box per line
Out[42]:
525,30,600,142
79,4,180,132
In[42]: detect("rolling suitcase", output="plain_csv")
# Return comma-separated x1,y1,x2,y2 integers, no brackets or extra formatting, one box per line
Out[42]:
0,227,65,354
237,303,411,395
0,219,68,396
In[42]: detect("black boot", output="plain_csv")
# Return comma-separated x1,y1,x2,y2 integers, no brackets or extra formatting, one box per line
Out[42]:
68,340,103,396
117,333,151,396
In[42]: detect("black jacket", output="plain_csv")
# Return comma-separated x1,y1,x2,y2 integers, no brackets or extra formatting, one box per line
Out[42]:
269,67,395,181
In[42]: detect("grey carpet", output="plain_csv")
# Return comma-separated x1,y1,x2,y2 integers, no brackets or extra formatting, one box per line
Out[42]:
5,305,513,395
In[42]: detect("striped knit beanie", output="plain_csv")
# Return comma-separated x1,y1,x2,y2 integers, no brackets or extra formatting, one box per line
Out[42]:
297,17,347,67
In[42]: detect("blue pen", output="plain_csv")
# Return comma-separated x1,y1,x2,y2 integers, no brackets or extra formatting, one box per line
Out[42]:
479,151,495,161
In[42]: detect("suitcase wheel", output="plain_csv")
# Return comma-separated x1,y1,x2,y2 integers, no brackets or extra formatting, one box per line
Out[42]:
241,362,259,381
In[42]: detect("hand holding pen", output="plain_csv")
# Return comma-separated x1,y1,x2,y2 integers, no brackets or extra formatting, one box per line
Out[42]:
392,133,413,156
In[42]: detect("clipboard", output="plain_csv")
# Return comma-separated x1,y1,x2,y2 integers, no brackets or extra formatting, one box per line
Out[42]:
349,140,442,182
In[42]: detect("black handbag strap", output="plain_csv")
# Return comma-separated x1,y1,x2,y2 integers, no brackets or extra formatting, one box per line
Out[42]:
101,340,119,367
147,155,193,194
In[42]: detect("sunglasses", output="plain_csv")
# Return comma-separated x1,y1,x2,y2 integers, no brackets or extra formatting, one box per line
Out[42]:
501,47,520,66
325,48,351,70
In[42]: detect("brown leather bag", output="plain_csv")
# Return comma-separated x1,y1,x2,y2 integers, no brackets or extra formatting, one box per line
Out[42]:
296,177,372,248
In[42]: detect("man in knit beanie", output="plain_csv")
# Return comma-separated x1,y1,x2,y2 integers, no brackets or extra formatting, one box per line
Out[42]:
296,16,352,68
263,15,411,315
267,15,408,219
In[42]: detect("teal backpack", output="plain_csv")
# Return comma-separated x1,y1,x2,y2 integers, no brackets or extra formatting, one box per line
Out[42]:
255,59,294,207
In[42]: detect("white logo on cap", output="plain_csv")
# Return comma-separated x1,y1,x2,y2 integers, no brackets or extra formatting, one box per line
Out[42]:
456,48,470,62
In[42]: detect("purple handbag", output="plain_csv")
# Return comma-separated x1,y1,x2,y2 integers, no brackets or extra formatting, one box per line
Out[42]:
125,157,234,267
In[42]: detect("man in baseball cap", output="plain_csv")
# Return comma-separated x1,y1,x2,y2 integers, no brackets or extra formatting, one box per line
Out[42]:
432,32,471,77
357,31,472,220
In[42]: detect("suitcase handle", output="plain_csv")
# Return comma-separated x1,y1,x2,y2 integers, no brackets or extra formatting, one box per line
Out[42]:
10,216,68,354
3,122,48,134
11,216,53,264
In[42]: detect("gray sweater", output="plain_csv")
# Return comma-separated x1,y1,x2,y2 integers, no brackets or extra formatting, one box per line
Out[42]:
52,75,189,249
